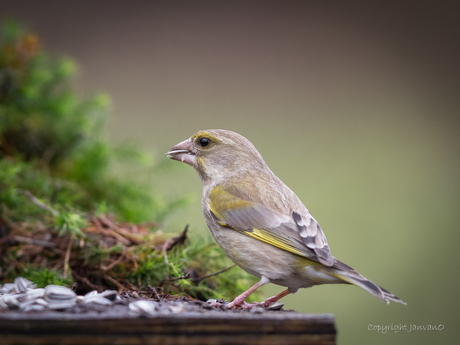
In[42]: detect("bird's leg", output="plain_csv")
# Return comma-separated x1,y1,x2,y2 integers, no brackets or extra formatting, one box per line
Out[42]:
261,288,292,307
227,277,268,309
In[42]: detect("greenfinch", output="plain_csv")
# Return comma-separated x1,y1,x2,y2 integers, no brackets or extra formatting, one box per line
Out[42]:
166,129,406,308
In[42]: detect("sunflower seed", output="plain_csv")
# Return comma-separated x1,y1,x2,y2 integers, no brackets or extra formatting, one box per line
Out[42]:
48,300,77,309
14,277,36,292
0,295,9,309
17,288,45,303
45,285,77,301
168,302,187,314
100,290,118,301
83,295,113,306
202,299,218,309
267,302,284,311
19,298,38,310
2,294,20,309
85,290,98,297
22,304,46,312
45,285,77,309
0,283,16,294
34,298,49,307
129,300,158,316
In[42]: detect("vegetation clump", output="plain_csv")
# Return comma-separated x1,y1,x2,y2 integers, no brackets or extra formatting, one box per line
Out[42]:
0,21,258,300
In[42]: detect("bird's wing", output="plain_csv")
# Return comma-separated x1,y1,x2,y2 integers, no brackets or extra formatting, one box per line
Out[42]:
208,185,334,266
291,211,334,266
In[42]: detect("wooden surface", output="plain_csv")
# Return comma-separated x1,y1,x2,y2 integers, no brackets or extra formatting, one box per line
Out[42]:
0,309,336,345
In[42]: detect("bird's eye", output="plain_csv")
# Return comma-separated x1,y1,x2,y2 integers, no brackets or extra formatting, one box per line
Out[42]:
199,137,211,147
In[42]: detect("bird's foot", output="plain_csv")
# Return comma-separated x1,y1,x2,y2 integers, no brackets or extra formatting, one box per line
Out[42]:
227,300,261,310
261,296,278,308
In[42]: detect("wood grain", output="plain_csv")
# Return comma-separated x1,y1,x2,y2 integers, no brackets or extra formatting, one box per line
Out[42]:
0,310,336,345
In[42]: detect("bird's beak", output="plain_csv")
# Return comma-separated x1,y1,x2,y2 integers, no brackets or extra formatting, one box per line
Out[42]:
166,138,197,166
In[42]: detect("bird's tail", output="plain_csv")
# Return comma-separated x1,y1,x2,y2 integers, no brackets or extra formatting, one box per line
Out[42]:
331,260,407,305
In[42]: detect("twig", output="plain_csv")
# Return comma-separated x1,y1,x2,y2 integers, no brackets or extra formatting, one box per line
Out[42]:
125,281,139,291
164,273,191,282
98,215,146,242
162,225,189,265
162,237,173,264
72,271,102,291
103,274,126,291
138,221,161,229
12,235,56,247
101,252,126,271
51,259,63,271
63,237,73,278
24,190,59,216
168,225,189,251
23,190,56,215
81,277,102,291
92,217,131,245
107,229,131,245
146,285,161,300
98,214,117,229
1,264,15,279
131,256,138,270
192,264,237,284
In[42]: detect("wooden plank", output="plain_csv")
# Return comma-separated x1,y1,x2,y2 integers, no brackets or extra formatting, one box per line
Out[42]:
0,310,336,345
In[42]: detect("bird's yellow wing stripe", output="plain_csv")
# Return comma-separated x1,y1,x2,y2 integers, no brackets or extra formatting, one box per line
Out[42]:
209,185,317,260
244,228,310,258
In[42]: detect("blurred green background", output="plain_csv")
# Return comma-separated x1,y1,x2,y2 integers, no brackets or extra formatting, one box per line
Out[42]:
2,1,459,344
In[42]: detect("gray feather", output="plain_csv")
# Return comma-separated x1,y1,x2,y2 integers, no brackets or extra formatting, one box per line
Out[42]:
293,212,334,266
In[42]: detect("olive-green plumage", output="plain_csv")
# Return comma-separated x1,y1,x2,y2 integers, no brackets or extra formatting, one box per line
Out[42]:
167,129,406,307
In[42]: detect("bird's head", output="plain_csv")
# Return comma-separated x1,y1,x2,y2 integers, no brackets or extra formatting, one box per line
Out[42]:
166,129,267,182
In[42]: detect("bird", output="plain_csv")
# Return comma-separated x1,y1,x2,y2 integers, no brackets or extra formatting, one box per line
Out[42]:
166,129,406,309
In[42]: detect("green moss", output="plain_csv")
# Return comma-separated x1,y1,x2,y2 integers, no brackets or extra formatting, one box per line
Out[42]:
21,267,73,288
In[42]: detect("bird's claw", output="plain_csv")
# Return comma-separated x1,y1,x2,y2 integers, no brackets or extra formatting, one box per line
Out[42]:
227,301,263,310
